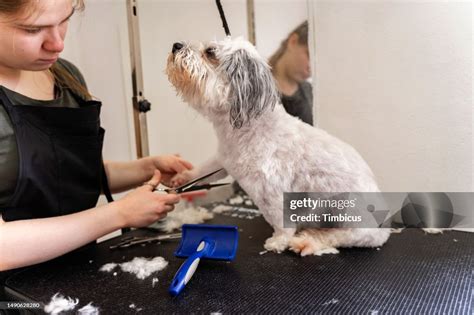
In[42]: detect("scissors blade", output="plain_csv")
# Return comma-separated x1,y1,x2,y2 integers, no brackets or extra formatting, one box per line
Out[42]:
179,182,231,193
173,168,225,193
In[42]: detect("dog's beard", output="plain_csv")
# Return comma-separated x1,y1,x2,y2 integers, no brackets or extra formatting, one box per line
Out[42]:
166,53,206,104
166,55,201,102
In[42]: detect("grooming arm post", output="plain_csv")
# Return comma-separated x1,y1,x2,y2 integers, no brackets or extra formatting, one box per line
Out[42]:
126,0,150,158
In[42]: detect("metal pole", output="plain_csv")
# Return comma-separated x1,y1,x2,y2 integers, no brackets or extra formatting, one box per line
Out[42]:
246,0,256,45
126,0,150,158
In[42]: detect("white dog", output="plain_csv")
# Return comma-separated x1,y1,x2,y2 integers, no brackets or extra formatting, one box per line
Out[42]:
166,37,390,256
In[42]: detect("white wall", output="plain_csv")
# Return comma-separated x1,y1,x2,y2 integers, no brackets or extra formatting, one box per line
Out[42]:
312,0,473,192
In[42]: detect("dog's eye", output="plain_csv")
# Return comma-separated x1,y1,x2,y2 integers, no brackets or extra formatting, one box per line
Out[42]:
205,47,216,58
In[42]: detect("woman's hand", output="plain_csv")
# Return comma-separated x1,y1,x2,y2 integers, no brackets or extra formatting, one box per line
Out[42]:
103,155,193,194
149,155,193,187
116,170,180,228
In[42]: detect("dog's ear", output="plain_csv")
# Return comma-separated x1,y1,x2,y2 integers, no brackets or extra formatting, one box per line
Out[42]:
220,49,280,129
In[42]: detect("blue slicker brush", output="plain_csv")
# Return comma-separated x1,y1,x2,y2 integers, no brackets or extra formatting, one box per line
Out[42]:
169,224,239,296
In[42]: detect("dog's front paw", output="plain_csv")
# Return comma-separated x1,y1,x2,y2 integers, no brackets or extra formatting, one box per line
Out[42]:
264,234,291,253
170,170,194,187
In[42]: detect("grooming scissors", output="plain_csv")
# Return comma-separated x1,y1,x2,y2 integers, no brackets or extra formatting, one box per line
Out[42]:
109,232,182,249
155,168,230,194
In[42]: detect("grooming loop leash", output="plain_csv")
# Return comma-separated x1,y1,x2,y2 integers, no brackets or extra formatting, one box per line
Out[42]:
216,0,231,36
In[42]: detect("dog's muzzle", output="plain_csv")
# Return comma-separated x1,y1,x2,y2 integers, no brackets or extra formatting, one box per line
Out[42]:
172,42,184,54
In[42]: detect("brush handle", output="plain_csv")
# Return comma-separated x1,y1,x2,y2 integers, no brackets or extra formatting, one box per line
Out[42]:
169,240,211,296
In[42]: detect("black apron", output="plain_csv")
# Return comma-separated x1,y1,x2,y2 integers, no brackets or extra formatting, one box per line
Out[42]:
0,87,116,302
0,87,113,220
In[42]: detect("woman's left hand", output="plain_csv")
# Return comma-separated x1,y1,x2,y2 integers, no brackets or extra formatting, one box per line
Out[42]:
149,155,193,187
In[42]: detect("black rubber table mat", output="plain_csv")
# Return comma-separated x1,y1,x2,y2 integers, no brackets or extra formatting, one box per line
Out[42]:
4,214,472,314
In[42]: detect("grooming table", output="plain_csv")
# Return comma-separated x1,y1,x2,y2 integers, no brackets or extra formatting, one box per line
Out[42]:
3,204,472,314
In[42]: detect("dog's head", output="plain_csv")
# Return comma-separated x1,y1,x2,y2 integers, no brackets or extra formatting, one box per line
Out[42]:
166,37,279,128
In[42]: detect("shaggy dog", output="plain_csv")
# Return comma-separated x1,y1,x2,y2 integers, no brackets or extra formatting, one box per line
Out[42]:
166,37,390,256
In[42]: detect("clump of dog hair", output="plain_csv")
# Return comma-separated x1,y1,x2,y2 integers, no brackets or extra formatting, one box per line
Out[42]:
77,302,100,315
44,293,79,314
321,298,339,306
129,303,143,312
100,257,168,280
212,205,233,214
228,195,244,205
99,263,117,272
161,205,213,232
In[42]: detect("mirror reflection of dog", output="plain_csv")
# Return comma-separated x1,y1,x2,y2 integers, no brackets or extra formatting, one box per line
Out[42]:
167,37,390,256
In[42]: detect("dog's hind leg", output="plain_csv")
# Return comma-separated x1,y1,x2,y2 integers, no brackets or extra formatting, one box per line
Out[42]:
289,228,391,256
289,230,340,256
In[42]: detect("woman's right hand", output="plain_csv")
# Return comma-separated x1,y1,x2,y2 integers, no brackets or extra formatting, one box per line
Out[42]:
116,170,180,228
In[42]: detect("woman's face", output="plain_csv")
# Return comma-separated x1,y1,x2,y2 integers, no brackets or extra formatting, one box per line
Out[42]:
0,0,73,72
286,34,311,82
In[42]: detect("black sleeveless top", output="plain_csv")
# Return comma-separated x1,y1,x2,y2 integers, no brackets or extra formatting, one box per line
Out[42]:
0,58,109,221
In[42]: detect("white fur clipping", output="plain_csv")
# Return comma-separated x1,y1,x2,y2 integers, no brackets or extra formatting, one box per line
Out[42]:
78,302,100,315
228,195,244,205
322,298,339,306
44,293,79,314
161,205,213,233
212,205,233,214
129,304,143,312
99,263,117,272
100,257,168,280
119,257,168,280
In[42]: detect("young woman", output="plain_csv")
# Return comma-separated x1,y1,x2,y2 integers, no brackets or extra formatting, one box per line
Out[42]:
269,21,313,126
0,0,191,273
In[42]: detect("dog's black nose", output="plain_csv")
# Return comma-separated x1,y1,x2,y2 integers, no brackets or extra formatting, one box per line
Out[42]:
172,42,183,54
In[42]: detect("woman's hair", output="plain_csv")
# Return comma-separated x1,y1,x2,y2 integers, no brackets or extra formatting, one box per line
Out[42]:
0,0,92,100
268,21,308,72
0,0,84,14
